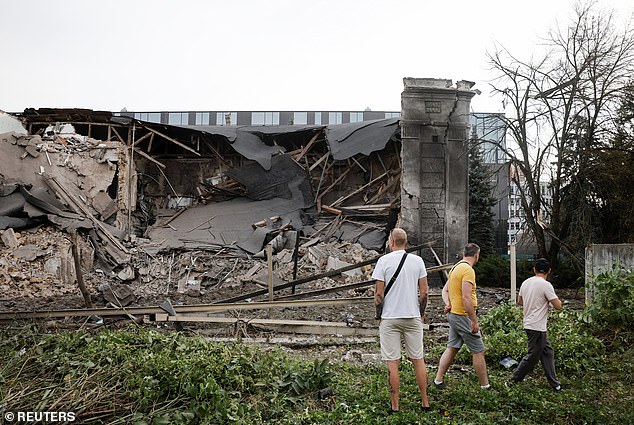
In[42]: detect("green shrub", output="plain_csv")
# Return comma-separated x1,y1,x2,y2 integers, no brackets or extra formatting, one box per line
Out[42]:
475,255,583,288
581,264,634,333
480,302,604,374
480,301,526,360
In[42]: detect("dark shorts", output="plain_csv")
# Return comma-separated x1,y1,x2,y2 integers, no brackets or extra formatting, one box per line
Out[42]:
447,312,485,353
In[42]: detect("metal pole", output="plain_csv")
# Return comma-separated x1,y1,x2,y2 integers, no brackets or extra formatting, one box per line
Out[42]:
510,243,517,302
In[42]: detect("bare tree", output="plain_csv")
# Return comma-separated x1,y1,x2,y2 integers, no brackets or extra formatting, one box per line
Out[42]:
486,2,634,264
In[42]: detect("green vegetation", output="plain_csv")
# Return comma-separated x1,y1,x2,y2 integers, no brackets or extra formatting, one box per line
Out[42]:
475,255,583,288
581,265,634,334
1,267,632,424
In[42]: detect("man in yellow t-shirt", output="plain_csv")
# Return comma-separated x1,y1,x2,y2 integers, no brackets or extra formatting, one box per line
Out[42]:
433,243,492,390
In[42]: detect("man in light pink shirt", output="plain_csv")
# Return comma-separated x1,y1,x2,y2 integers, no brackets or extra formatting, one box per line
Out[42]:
511,258,563,391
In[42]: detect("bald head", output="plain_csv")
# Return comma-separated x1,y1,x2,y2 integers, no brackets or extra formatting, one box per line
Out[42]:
389,228,408,249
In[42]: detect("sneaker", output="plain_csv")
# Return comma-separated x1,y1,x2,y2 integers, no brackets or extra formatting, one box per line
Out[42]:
433,380,446,390
554,385,563,392
481,384,497,392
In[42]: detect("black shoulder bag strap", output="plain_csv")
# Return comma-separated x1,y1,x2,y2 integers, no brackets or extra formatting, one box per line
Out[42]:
383,253,408,298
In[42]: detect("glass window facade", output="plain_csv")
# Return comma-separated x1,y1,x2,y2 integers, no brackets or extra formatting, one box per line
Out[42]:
350,112,364,123
328,112,342,125
385,112,400,119
251,112,280,126
314,112,322,125
216,112,237,126
293,112,308,125
168,112,189,125
195,112,209,126
134,112,161,123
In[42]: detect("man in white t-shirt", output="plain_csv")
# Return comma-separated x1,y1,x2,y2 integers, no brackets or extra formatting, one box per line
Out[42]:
511,258,563,391
372,228,429,413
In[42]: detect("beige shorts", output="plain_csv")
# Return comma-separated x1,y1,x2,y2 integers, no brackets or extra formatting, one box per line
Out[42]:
379,317,424,361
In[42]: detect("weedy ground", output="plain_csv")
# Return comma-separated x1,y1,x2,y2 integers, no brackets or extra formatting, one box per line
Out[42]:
1,267,632,424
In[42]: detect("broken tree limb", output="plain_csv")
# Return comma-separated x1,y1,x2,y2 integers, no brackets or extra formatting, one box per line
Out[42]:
141,125,201,156
216,241,438,304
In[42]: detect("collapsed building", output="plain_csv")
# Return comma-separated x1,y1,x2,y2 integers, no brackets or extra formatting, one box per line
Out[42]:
0,78,477,320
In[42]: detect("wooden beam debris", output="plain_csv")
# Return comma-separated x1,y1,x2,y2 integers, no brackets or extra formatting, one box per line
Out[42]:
133,147,166,168
217,241,438,304
42,173,130,265
152,314,384,336
0,298,372,321
141,125,201,156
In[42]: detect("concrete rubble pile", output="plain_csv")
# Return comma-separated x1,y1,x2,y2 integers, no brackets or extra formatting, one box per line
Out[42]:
0,110,394,317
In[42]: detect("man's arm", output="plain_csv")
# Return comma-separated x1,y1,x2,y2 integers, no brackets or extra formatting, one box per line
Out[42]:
441,281,451,312
461,280,479,333
375,280,385,321
549,297,562,310
418,276,428,317
517,295,523,306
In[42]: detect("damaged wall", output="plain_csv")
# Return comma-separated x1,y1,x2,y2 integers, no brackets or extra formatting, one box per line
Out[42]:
400,78,476,262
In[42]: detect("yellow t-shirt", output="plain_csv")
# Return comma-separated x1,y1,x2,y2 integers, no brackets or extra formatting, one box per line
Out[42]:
448,261,477,316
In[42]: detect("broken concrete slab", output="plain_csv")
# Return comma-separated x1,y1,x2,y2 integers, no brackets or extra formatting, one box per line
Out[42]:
92,191,118,221
12,244,48,261
99,283,135,307
0,112,28,135
1,228,19,248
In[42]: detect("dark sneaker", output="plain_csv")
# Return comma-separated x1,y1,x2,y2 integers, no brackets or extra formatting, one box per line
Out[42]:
481,385,497,392
433,381,446,390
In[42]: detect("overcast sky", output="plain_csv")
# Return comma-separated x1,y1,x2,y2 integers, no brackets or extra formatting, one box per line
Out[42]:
1,0,632,114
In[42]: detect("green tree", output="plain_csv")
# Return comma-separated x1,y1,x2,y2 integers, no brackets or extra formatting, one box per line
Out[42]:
582,83,634,243
468,137,497,256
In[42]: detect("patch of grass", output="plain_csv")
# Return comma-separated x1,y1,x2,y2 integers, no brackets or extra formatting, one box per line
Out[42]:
1,307,632,424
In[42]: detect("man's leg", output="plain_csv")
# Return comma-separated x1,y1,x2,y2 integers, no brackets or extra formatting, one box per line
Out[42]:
512,329,544,382
472,351,489,386
410,358,429,408
539,335,561,389
435,347,459,383
386,360,400,411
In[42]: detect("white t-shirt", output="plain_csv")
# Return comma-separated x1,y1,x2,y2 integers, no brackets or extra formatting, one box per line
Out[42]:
371,250,427,319
519,275,559,332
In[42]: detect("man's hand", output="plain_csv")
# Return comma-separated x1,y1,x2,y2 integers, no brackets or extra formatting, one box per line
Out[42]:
444,303,451,313
470,317,480,334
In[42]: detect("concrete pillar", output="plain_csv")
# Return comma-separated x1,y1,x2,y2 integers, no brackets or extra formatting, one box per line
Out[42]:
400,78,477,263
